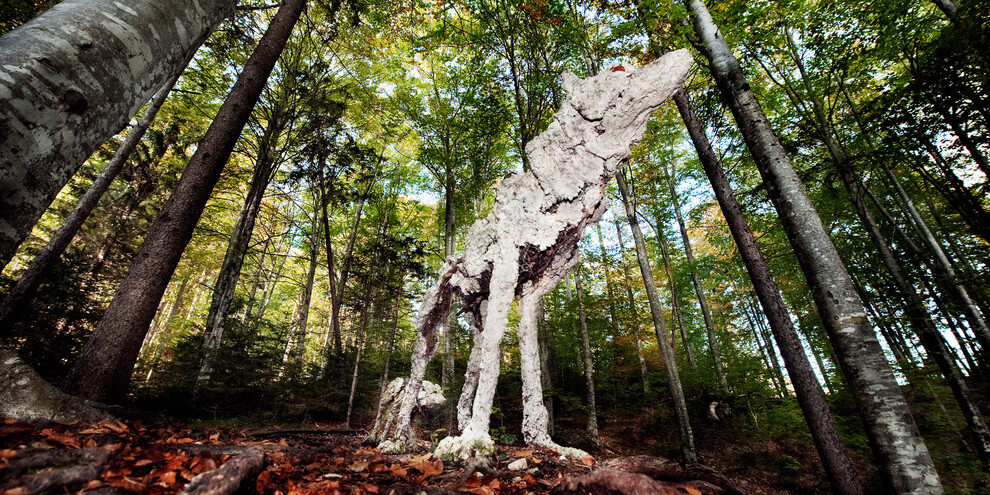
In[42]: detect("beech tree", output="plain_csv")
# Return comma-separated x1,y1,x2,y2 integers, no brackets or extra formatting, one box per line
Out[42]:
681,0,943,492
0,0,235,271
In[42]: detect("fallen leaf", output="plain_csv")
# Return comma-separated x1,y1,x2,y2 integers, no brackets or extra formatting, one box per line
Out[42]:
411,459,444,483
0,449,17,460
209,432,220,442
348,460,370,472
84,479,107,489
362,483,379,493
459,487,493,495
2,487,28,495
487,478,500,490
681,486,702,495
256,470,273,493
388,463,408,478
40,428,80,448
581,455,595,467
514,450,534,458
110,476,145,493
155,471,178,487
410,452,433,463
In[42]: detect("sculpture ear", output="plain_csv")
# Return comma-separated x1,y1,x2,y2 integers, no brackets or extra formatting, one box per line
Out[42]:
561,72,578,94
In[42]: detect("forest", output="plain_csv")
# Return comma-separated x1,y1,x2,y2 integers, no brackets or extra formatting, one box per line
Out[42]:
0,0,988,493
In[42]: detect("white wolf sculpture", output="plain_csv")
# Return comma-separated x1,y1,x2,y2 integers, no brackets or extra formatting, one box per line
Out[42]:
377,49,692,459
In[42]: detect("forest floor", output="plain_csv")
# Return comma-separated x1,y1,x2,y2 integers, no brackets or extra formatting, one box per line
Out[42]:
0,416,749,495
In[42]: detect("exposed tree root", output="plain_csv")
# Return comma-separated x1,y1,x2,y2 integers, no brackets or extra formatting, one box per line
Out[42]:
552,468,726,495
0,447,113,495
178,446,267,495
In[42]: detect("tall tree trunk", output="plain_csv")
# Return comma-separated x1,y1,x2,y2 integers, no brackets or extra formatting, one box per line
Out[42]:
0,0,234,270
615,168,697,463
197,120,282,389
651,216,695,367
573,266,600,445
664,162,729,395
289,225,320,367
0,74,180,330
61,0,309,403
682,1,942,491
596,223,648,394
346,293,374,429
784,33,990,468
672,88,863,494
322,191,368,371
144,274,190,382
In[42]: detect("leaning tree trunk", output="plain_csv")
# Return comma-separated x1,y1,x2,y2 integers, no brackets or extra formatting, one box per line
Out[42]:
197,125,281,389
61,0,308,404
616,168,697,464
665,162,729,395
0,0,234,271
0,74,180,330
573,266,601,445
683,1,942,492
671,88,864,495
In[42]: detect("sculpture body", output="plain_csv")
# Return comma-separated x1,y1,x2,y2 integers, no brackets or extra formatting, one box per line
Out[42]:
379,49,693,458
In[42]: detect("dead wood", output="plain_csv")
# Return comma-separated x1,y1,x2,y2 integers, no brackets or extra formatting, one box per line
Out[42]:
0,447,113,494
178,446,267,495
552,468,725,495
600,456,750,495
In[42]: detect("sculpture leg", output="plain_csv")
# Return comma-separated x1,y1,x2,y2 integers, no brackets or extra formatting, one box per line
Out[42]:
517,288,589,459
384,315,441,452
457,317,482,432
435,255,516,459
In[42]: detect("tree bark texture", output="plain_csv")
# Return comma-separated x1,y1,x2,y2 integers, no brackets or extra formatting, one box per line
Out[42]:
616,168,697,463
683,1,941,492
1,344,108,424
671,88,864,494
61,0,308,403
177,446,267,495
0,0,234,270
0,73,179,329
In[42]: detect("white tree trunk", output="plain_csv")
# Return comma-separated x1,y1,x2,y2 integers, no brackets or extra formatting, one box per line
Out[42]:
0,0,234,270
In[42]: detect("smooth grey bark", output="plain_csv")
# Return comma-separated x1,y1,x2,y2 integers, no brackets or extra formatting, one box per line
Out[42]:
1,344,109,424
664,162,729,395
61,0,308,403
374,295,401,426
596,223,649,394
682,1,941,492
573,266,601,445
616,167,697,463
0,0,234,271
196,118,282,389
774,31,990,469
0,74,179,330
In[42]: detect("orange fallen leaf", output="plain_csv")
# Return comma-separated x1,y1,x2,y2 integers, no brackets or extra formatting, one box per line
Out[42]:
680,486,702,495
459,487,493,495
362,483,379,493
514,450,534,458
581,454,595,467
348,460,370,472
84,479,107,490
411,459,444,483
209,432,220,442
256,470,273,493
0,449,17,460
2,487,28,495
